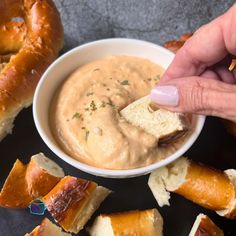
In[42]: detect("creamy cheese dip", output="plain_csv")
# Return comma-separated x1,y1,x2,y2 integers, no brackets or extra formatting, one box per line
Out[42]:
51,56,187,170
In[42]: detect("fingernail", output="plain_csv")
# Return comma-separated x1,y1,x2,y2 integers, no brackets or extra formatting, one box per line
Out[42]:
150,85,179,106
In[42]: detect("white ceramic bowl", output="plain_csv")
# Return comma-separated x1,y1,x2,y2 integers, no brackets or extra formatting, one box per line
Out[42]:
33,38,205,178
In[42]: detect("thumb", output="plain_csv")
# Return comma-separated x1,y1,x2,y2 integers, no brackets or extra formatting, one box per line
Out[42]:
150,76,236,121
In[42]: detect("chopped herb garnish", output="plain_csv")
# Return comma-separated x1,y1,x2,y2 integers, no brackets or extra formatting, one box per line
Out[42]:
85,130,90,141
120,80,129,85
72,112,82,119
154,75,160,81
85,107,89,111
100,101,106,108
90,100,97,111
106,101,116,108
86,92,94,96
81,127,86,129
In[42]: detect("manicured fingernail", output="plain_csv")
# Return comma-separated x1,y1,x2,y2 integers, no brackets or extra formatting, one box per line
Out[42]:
150,85,179,106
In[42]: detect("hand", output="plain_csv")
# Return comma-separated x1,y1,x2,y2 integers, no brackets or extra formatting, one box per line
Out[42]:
150,4,236,122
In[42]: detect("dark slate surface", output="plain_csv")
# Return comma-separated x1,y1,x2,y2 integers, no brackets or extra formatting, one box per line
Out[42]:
0,1,236,235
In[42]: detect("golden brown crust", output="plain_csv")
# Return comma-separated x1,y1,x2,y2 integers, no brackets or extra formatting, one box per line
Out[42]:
0,159,32,208
106,209,161,236
191,214,224,236
25,158,62,198
25,218,72,236
0,22,26,54
163,32,192,53
43,176,97,230
175,160,235,211
0,0,63,140
222,119,236,137
0,154,64,208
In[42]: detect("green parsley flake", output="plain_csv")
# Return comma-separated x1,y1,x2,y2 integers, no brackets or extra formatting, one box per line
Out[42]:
100,101,106,108
72,112,82,119
86,92,94,96
120,80,129,85
107,101,116,108
154,75,160,81
85,130,90,141
90,101,97,111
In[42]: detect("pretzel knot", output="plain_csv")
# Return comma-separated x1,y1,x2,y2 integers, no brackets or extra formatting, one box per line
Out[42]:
0,0,63,140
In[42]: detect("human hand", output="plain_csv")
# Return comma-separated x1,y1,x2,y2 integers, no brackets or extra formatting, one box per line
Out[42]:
150,4,236,122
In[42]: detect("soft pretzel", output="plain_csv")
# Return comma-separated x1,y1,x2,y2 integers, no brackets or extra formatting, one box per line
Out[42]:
88,208,163,236
189,214,224,236
25,218,71,236
148,157,236,219
0,0,63,140
0,21,26,54
0,153,64,208
43,176,111,233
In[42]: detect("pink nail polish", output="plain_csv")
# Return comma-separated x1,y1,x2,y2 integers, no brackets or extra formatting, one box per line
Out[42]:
150,85,179,106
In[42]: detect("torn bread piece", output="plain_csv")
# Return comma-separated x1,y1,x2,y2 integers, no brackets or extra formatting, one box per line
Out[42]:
0,153,64,208
88,208,163,236
120,96,188,144
217,169,236,218
148,157,236,216
0,159,32,208
189,214,224,236
26,153,65,197
42,176,111,234
25,218,71,236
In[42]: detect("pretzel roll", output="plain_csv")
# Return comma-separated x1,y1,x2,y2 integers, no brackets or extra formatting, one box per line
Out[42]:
163,32,192,53
0,0,23,24
0,159,32,208
25,218,71,236
0,0,63,141
0,22,26,54
0,153,65,208
25,153,65,198
148,157,236,212
43,176,111,233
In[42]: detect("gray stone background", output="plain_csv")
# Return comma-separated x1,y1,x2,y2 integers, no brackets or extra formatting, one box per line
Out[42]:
54,0,235,53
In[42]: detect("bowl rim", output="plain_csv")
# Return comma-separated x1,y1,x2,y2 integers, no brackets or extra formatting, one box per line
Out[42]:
33,38,206,178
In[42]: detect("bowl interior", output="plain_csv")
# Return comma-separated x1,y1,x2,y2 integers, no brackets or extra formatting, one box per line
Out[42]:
33,38,205,178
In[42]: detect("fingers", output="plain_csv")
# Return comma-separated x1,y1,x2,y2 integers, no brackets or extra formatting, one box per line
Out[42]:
150,76,236,121
161,4,236,82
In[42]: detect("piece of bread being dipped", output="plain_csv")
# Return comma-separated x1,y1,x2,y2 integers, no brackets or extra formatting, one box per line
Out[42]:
120,96,189,145
88,208,163,236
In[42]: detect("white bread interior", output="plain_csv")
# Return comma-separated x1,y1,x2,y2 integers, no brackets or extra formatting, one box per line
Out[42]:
25,218,71,236
120,96,188,142
71,186,111,233
88,215,114,236
31,153,64,178
217,169,236,217
148,157,189,207
88,208,163,236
